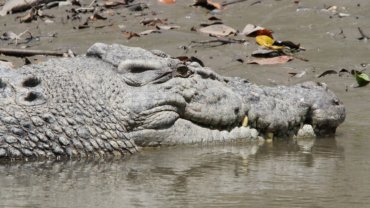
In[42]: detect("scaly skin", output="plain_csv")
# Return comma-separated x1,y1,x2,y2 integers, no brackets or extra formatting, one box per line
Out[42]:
0,43,345,160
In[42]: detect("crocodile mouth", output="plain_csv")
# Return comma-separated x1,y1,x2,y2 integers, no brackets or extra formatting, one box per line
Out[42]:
127,112,260,147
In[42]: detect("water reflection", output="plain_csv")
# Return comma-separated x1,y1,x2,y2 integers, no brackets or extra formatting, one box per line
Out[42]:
0,139,353,208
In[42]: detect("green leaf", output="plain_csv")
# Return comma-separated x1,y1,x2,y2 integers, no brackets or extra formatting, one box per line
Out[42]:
355,72,370,87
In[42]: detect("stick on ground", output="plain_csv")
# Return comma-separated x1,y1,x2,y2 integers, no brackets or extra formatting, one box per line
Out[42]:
0,48,66,57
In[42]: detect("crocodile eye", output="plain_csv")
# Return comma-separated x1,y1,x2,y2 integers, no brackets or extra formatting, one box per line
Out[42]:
175,66,192,78
177,66,188,74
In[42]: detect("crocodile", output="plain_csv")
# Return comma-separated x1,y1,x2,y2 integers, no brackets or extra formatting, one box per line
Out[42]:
0,43,345,160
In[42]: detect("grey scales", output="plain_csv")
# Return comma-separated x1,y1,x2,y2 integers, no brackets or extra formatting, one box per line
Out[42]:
0,43,345,160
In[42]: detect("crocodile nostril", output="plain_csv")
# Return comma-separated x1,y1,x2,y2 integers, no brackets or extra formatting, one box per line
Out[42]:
23,77,41,88
25,92,39,102
234,107,240,115
0,79,6,88
332,99,340,106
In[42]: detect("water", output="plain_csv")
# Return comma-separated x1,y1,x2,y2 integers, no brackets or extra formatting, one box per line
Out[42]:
1,0,370,207
1,137,369,208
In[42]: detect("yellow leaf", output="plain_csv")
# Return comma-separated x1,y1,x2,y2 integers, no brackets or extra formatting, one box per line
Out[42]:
269,45,285,50
255,35,284,50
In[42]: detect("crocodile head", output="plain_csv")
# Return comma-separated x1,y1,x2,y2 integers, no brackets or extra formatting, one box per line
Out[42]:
113,59,252,146
87,44,346,146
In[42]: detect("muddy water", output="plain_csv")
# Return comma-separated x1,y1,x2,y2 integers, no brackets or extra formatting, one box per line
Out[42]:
1,0,370,207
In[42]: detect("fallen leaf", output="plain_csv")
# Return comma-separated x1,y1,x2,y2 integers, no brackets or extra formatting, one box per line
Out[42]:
288,71,306,78
338,13,350,18
140,18,167,26
338,68,350,76
317,70,338,78
156,25,180,30
199,21,223,27
44,19,54,24
199,24,236,37
235,58,244,63
176,56,204,66
103,1,126,8
122,31,140,39
159,0,176,4
139,30,161,35
251,48,282,58
254,29,273,38
18,10,36,23
89,13,107,21
352,70,370,87
0,31,20,40
193,0,222,10
94,23,114,29
241,24,272,37
274,40,300,49
250,0,261,6
207,0,222,9
74,22,89,29
325,5,337,13
247,56,293,65
255,35,284,50
208,16,221,21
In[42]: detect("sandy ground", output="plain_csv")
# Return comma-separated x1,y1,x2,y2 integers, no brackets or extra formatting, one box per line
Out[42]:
1,0,369,137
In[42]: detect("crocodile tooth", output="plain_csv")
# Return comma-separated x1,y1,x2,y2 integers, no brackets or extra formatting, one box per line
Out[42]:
242,116,249,127
266,132,274,140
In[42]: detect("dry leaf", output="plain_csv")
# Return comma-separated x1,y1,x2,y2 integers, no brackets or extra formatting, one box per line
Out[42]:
156,25,180,30
254,29,273,38
339,68,350,76
139,30,161,35
199,24,236,37
241,24,273,37
159,0,176,4
103,1,126,8
255,35,284,50
18,10,36,23
199,22,223,27
140,18,167,26
251,48,282,58
193,0,222,10
274,40,301,50
0,31,19,40
317,70,338,78
288,71,306,78
89,13,107,21
208,16,221,21
247,56,293,65
176,56,204,66
122,31,140,39
207,0,222,9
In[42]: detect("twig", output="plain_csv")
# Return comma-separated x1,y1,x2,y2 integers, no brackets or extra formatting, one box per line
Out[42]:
358,27,370,40
222,0,248,7
291,55,309,62
73,0,97,13
0,48,66,57
249,0,261,6
87,0,96,8
189,37,246,48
